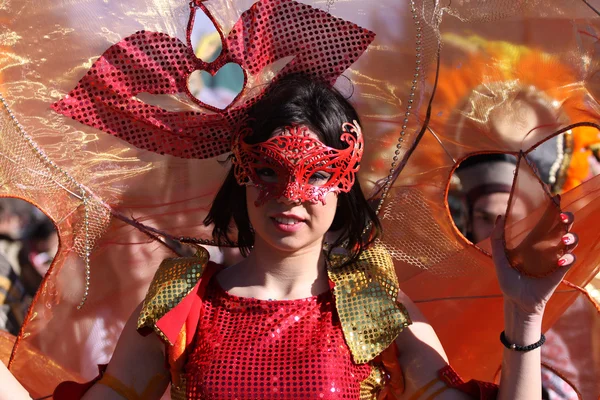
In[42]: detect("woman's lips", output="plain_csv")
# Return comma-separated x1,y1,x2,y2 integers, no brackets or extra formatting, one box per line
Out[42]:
270,215,305,233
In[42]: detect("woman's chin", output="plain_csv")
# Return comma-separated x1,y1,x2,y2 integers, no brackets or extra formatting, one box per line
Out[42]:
261,234,318,254
269,239,309,253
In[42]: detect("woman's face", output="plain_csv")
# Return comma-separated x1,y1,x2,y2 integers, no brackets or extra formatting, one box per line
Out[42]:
247,186,338,253
470,192,527,243
245,127,339,253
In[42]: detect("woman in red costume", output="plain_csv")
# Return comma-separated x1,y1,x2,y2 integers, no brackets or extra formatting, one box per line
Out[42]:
2,0,600,398
0,74,580,399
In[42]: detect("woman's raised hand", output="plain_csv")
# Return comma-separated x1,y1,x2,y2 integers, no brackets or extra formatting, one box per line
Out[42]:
490,212,577,316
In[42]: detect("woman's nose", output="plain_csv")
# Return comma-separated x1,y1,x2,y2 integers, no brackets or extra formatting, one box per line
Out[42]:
276,194,302,205
277,182,302,205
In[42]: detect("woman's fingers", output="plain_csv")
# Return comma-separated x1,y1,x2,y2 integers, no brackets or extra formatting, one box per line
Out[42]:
490,215,505,259
492,211,578,269
561,232,579,252
560,211,574,231
557,253,576,267
560,212,578,262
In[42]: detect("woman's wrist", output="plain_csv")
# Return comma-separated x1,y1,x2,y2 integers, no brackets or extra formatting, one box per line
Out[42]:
503,300,544,346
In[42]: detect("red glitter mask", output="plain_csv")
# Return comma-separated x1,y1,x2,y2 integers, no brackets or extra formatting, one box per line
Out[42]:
232,122,364,205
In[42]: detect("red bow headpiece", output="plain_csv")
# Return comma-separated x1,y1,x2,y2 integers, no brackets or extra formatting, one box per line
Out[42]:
51,0,375,159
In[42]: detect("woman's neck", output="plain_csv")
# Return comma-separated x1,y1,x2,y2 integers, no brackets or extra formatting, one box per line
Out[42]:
216,237,330,300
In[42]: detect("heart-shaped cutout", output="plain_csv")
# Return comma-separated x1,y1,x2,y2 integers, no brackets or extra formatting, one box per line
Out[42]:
188,63,245,111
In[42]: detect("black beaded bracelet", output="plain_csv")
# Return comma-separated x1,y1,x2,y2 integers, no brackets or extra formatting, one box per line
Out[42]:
500,331,546,352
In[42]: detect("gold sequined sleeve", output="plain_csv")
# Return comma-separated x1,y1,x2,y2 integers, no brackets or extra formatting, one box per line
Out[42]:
137,247,209,345
328,244,412,364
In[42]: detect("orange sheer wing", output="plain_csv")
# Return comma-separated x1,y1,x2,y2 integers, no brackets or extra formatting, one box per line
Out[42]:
1,330,82,398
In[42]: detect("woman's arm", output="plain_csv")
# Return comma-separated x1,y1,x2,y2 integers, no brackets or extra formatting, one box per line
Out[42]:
80,302,170,400
395,214,577,399
0,362,31,400
0,302,169,400
497,302,544,400
394,292,471,399
491,213,576,400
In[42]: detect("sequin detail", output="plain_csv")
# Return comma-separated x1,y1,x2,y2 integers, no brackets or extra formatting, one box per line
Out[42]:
137,247,209,344
328,244,411,364
51,0,375,160
359,365,388,400
183,280,373,399
138,245,408,398
232,122,364,206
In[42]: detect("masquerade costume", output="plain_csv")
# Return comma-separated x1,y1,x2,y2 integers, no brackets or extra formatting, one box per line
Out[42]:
0,0,599,399
137,247,411,398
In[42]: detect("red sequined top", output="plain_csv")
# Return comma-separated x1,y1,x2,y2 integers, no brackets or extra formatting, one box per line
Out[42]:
182,276,373,399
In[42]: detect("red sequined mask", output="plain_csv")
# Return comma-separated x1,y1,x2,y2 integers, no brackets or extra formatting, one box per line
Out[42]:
232,123,364,205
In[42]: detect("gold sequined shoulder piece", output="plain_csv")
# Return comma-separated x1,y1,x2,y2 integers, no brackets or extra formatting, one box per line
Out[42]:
328,243,411,364
359,364,387,399
137,246,209,345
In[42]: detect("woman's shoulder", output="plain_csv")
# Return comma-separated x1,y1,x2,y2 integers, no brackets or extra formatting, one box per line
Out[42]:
137,247,223,342
327,243,412,364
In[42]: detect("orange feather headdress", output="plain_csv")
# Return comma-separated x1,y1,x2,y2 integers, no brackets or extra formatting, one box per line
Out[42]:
433,34,599,193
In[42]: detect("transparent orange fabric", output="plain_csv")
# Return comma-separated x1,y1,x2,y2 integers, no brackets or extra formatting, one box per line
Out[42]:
0,0,598,398
0,331,80,398
504,155,566,278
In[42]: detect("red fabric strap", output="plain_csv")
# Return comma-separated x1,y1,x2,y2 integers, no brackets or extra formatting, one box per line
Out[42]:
438,365,499,399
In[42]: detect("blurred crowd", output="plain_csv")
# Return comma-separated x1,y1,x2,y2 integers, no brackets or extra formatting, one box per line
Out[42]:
0,198,58,336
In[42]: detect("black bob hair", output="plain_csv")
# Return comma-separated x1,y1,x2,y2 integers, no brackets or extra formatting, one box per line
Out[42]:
204,74,382,264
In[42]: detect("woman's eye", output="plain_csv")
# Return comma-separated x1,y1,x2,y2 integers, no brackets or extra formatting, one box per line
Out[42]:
255,168,278,182
473,210,496,224
256,168,275,177
308,172,331,185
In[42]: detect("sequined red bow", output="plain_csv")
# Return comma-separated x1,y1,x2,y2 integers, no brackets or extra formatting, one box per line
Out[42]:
52,0,375,160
